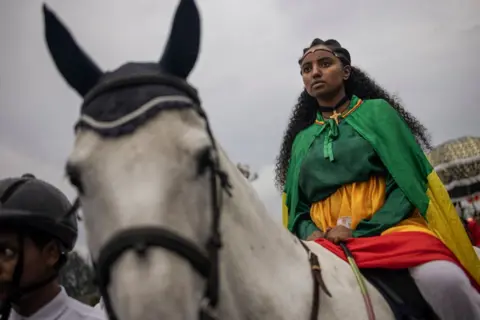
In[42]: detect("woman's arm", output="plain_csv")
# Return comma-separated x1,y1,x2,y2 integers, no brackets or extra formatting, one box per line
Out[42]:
292,198,323,240
353,174,414,237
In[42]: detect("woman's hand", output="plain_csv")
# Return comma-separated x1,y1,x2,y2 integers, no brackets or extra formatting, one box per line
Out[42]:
324,225,352,244
306,230,324,241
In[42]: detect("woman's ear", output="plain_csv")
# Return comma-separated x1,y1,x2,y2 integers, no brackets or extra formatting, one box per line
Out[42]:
343,65,352,81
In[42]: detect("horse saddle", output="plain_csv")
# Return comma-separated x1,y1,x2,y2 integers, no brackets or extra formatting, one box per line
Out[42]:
361,268,438,320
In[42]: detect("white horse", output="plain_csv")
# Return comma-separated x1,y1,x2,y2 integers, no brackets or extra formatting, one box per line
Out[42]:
43,1,474,319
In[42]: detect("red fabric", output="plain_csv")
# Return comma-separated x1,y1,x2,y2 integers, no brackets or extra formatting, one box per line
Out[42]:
467,219,480,247
314,231,480,292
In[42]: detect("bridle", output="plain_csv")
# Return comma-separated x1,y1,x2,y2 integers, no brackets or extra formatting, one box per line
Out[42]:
94,132,231,320
96,115,231,320
69,72,326,320
70,72,234,320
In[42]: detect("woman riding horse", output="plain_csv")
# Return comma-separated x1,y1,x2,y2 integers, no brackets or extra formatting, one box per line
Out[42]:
277,38,480,320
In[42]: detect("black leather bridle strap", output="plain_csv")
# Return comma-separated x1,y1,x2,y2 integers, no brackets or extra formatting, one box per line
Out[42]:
199,148,225,320
97,227,211,286
95,227,212,320
300,240,331,320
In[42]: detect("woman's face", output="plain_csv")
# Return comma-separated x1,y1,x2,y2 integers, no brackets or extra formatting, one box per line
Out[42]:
300,45,350,99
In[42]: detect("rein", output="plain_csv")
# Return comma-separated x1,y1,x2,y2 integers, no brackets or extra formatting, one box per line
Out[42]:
300,239,376,320
340,243,376,320
299,241,331,320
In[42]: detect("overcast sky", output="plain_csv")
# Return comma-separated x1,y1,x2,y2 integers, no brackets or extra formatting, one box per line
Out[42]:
1,0,479,254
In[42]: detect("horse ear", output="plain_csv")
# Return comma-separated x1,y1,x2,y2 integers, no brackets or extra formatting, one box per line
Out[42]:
159,0,201,79
43,4,103,97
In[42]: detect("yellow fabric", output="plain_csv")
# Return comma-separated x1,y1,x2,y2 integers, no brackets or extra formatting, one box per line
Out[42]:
283,170,480,284
309,176,436,237
425,172,480,284
282,192,288,228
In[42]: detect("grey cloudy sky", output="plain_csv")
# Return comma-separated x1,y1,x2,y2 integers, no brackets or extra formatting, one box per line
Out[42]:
1,0,479,254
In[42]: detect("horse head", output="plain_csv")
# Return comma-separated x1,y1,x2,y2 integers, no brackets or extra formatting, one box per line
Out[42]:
43,1,239,319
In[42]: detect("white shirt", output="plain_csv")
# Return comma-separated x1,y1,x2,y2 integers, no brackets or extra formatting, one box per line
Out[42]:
9,287,106,320
93,298,109,319
94,297,104,311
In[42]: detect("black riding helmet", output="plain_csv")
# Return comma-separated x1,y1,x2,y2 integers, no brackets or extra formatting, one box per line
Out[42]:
0,173,78,251
0,174,78,319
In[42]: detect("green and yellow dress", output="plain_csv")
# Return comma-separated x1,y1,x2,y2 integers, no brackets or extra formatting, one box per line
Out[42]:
281,95,480,289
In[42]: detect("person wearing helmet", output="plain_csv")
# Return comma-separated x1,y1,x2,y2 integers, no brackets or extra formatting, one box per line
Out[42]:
0,174,105,320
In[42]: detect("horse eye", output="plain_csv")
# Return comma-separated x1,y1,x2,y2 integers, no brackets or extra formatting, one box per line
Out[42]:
196,147,212,176
65,163,84,194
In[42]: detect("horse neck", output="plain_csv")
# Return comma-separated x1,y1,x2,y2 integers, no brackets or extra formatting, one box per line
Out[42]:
217,155,313,318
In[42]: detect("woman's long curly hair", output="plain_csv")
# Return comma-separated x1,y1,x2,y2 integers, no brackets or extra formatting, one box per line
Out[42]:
274,38,432,191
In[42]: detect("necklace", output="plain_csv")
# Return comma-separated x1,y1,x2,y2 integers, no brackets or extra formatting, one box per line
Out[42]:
318,96,349,125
